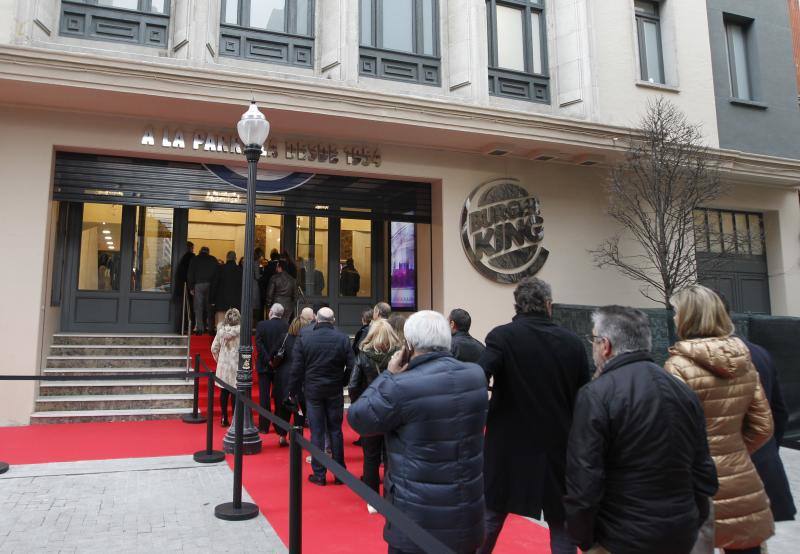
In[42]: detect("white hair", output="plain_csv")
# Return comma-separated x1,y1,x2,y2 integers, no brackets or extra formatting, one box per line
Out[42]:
404,311,451,353
316,307,335,323
269,303,284,318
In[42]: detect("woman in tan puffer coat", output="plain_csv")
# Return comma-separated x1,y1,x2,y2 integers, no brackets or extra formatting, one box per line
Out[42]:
665,285,774,553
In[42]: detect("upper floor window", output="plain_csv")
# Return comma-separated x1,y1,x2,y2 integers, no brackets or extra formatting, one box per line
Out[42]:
359,0,441,86
634,1,664,84
219,0,314,68
486,0,549,103
60,0,169,48
724,19,752,101
71,0,166,15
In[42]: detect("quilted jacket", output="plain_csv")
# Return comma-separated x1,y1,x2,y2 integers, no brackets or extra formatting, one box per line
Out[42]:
665,336,775,549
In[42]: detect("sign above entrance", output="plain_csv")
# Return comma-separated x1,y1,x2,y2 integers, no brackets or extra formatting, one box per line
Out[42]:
140,127,382,168
460,179,549,284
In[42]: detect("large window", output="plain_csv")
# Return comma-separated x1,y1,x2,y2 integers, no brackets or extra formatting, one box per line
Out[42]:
132,207,174,293
296,216,329,297
78,203,123,292
339,219,372,298
486,0,549,102
359,0,441,86
220,0,315,67
59,0,169,47
725,19,752,101
69,0,166,14
635,1,664,84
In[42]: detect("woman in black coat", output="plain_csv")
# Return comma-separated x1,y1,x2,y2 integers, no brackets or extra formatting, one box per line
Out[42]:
271,316,311,446
212,251,242,321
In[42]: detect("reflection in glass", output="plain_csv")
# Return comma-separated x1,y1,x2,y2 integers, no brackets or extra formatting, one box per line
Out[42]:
693,211,708,253
382,0,413,52
734,213,749,255
133,207,174,293
530,11,543,74
390,222,416,309
223,0,238,24
721,212,735,254
748,214,764,255
296,216,328,296
422,0,435,56
296,0,310,35
79,203,122,291
641,20,662,83
340,219,371,297
360,0,373,46
497,5,524,72
150,0,165,14
97,0,138,10
707,211,722,253
250,0,285,31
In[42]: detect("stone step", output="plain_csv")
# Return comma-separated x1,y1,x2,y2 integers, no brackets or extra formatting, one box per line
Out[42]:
43,367,191,377
52,334,187,346
39,380,193,396
30,407,193,424
46,355,187,369
35,394,194,412
50,345,188,357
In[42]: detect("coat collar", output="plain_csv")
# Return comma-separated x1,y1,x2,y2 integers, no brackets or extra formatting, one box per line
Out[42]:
601,351,654,374
452,330,472,339
407,351,451,371
512,311,552,323
313,322,334,331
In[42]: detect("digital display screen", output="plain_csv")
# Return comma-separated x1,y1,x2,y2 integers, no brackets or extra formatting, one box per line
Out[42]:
390,222,416,310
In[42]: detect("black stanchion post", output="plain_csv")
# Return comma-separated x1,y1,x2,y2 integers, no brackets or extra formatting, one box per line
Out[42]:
288,425,303,554
194,370,225,464
182,354,206,424
215,388,259,521
0,461,8,475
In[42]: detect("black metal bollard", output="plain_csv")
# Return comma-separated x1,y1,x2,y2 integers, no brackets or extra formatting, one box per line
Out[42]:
194,370,225,464
289,425,303,554
0,461,8,475
182,354,206,424
214,388,259,521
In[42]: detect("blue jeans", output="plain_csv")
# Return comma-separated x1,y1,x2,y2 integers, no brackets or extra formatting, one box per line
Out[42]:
478,509,576,554
306,394,345,479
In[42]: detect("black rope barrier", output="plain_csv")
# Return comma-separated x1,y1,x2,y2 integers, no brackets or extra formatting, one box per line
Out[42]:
182,354,207,425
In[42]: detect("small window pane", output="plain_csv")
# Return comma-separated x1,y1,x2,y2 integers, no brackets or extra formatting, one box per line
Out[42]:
296,216,328,296
422,0,435,56
748,214,764,255
296,0,310,35
223,0,238,24
707,211,722,253
133,207,174,293
496,5,525,72
97,0,138,10
250,0,285,32
634,0,657,15
693,210,708,253
531,11,543,75
360,0,373,46
340,219,371,297
150,0,165,14
79,203,122,291
721,212,735,253
727,23,750,100
383,0,414,52
734,213,749,254
641,20,663,83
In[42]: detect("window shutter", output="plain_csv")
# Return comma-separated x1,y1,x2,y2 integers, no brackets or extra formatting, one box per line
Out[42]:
447,0,472,90
33,0,58,38
171,0,192,56
319,0,342,75
554,0,583,106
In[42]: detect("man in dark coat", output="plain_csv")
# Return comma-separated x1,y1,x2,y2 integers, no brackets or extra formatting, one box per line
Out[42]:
212,250,242,315
448,308,485,363
477,277,590,554
255,303,290,437
349,310,488,554
339,258,361,296
187,246,218,335
266,261,297,321
288,307,354,484
564,306,719,553
172,241,194,333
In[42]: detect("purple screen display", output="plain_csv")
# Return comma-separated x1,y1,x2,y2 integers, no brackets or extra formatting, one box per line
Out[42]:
390,222,416,310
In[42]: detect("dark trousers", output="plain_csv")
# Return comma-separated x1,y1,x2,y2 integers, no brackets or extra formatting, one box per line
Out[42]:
306,394,345,479
256,371,273,432
219,388,236,421
192,282,212,333
362,434,385,493
479,509,575,554
273,401,305,437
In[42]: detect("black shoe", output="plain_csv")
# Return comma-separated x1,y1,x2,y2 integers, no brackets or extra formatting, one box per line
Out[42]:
332,478,344,485
308,475,326,486
278,436,289,447
220,418,229,427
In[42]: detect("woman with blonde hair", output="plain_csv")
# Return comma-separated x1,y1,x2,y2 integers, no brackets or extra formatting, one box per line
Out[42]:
665,285,774,554
211,308,241,427
347,318,401,513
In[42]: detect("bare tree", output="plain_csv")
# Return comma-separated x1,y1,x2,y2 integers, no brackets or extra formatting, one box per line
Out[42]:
591,98,726,334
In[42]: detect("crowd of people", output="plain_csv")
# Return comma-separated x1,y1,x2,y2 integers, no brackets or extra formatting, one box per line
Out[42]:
203,258,795,554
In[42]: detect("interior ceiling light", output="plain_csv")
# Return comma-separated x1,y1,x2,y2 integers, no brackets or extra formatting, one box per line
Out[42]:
102,230,111,234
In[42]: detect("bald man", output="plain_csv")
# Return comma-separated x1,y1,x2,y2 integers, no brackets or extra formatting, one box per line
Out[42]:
300,307,315,324
288,307,354,485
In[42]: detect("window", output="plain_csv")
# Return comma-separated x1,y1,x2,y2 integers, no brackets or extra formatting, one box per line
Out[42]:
359,0,441,86
296,216,329,296
132,207,174,293
70,0,165,14
486,0,549,102
59,0,169,47
725,19,752,100
340,219,372,298
78,203,123,292
219,0,314,67
693,209,765,256
635,1,664,84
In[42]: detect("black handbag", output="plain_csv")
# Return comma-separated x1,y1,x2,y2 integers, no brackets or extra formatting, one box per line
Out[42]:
268,333,289,370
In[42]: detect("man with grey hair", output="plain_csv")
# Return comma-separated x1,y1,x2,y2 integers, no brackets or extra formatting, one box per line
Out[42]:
289,306,353,485
478,276,590,554
255,303,288,434
348,311,488,554
564,306,718,554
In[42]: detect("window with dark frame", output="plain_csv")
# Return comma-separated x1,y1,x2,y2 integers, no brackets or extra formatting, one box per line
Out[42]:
219,0,314,67
359,0,441,86
486,0,549,103
59,0,170,47
68,0,167,15
724,18,753,101
634,0,665,85
693,208,765,256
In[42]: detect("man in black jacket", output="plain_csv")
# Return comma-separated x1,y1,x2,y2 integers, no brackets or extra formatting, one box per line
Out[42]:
564,306,719,554
187,246,218,335
255,303,289,437
478,277,590,554
172,241,194,333
448,308,485,363
288,307,354,485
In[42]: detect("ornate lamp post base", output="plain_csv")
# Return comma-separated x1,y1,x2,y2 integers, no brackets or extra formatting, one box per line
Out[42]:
215,501,260,521
222,429,263,455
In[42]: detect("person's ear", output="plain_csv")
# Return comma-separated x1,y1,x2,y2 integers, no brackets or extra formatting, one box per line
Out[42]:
546,301,553,317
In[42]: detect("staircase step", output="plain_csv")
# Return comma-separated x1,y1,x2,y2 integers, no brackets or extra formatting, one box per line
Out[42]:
52,334,187,346
30,407,193,424
35,394,194,412
39,380,193,396
43,367,190,377
51,345,188,357
46,356,187,369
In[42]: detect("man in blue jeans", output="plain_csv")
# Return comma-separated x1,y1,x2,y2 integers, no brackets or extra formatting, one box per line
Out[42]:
288,307,354,485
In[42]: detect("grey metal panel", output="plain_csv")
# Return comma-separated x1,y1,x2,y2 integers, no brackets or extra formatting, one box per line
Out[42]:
488,68,549,103
74,296,119,323
359,46,441,86
219,25,314,68
59,1,169,47
129,297,172,324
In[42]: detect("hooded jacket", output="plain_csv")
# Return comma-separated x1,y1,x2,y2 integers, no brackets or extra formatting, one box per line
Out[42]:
665,336,775,549
347,347,397,403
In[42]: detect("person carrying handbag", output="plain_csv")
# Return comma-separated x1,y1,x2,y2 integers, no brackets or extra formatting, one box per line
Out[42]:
272,316,312,446
255,303,289,434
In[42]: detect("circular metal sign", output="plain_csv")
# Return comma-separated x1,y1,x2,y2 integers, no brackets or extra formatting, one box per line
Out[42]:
460,178,549,284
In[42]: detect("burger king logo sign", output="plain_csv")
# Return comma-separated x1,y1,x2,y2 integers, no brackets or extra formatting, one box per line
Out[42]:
460,179,549,283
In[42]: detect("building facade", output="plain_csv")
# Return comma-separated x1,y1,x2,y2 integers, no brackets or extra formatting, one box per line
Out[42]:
0,0,799,424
